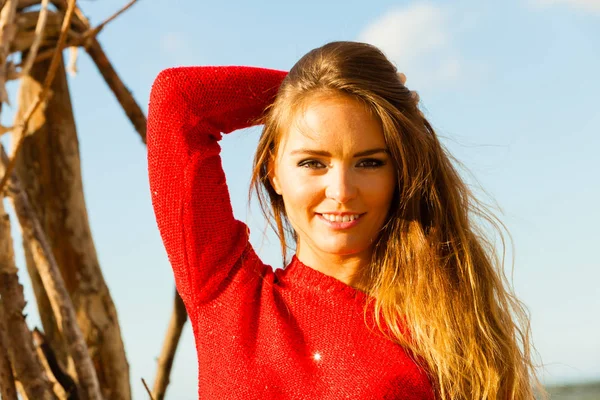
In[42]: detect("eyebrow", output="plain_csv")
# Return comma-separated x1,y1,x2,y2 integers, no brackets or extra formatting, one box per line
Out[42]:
290,148,389,157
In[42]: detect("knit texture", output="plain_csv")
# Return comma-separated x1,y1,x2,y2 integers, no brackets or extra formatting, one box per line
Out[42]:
147,66,435,399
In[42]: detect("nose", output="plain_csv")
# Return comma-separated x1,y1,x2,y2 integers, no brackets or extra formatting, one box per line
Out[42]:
325,167,357,204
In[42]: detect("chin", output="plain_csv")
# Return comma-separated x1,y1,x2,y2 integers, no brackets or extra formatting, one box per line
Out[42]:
319,241,365,257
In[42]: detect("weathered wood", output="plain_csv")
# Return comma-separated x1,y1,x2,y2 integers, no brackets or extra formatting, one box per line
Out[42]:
8,3,147,143
0,303,19,400
0,0,78,194
0,0,18,104
0,199,56,400
19,0,50,80
12,51,131,400
152,290,188,400
17,0,45,11
86,38,147,143
10,11,79,54
1,141,103,400
53,0,147,143
33,329,77,399
2,2,151,399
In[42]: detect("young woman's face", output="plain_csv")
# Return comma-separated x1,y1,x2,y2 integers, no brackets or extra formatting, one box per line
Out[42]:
270,94,397,260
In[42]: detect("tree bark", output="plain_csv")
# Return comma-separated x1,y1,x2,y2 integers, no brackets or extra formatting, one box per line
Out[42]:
0,303,18,400
2,145,102,400
0,200,56,400
11,51,131,400
33,328,76,399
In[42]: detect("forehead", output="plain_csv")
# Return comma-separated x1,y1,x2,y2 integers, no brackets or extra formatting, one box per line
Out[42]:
277,93,386,155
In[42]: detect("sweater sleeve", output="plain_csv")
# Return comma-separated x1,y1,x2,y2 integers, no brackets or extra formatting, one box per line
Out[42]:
147,66,287,313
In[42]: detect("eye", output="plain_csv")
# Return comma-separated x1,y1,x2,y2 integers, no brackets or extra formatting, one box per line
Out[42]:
357,159,385,168
298,160,326,169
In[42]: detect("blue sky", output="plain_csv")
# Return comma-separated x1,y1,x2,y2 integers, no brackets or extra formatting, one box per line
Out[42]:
2,0,599,398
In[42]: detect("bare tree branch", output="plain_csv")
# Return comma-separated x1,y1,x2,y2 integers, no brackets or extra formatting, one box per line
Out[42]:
17,0,45,11
52,0,147,142
14,51,131,399
33,329,78,399
142,378,155,400
9,11,78,64
7,2,147,144
0,0,75,195
18,0,49,77
85,39,147,142
0,199,56,400
0,301,19,400
79,0,139,45
152,290,188,400
0,144,103,400
0,0,18,104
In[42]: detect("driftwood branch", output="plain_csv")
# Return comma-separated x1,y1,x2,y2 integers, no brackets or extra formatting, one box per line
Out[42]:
142,378,155,400
7,2,147,143
18,0,49,77
0,0,18,104
0,301,19,400
1,1,146,399
52,0,147,142
0,0,75,194
79,0,139,45
13,0,139,66
9,12,78,57
33,329,78,399
85,39,147,142
49,0,85,27
10,11,80,65
14,50,131,399
33,339,69,399
0,144,103,400
0,198,56,400
65,42,76,74
152,290,188,400
16,0,48,11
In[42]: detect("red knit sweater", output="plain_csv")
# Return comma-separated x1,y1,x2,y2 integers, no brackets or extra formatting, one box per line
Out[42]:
147,66,435,399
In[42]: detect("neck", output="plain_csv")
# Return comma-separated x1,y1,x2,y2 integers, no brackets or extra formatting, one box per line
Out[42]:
295,241,371,291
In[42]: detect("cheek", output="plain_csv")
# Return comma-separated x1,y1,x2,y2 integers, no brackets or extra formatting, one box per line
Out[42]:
361,173,396,210
278,168,323,215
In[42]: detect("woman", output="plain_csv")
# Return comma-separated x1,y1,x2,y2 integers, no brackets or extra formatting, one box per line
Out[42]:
147,41,542,399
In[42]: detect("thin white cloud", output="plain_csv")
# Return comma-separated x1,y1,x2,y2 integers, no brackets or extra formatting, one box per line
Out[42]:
358,3,448,66
532,0,600,14
357,2,476,90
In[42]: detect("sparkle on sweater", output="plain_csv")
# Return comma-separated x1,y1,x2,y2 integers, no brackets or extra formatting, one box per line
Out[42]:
147,65,435,399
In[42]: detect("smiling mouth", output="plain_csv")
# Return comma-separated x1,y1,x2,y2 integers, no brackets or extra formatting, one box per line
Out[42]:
316,213,365,229
318,213,363,222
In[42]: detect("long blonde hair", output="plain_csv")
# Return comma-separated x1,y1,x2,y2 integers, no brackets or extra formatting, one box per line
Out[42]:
250,41,544,399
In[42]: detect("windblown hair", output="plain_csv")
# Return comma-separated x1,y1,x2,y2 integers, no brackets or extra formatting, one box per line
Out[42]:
250,41,544,399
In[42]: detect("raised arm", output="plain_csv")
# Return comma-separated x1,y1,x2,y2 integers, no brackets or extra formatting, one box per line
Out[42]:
147,66,287,314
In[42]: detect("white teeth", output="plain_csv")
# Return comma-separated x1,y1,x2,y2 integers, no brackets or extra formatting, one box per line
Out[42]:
321,213,361,222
